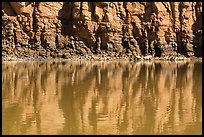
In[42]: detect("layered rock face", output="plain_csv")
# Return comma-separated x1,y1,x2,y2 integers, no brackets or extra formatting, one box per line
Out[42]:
2,2,202,59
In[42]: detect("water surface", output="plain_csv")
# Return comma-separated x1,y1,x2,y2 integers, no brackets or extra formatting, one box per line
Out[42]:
2,60,202,135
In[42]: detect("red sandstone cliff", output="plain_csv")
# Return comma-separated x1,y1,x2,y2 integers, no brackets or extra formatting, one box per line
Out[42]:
2,2,202,59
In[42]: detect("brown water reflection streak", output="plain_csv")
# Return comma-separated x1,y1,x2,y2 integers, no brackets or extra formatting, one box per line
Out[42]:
2,60,202,135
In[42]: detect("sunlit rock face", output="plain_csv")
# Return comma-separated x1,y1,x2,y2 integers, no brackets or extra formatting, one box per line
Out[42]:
2,2,202,58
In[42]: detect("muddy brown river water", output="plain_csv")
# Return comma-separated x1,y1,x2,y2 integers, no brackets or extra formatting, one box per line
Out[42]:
2,60,202,135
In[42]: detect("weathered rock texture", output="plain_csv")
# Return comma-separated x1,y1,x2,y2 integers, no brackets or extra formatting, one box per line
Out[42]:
2,2,202,59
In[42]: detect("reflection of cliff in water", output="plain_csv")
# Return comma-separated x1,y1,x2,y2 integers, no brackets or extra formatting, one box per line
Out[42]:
2,61,202,135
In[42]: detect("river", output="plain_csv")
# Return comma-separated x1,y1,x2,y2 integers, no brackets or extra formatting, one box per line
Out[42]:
2,60,202,135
